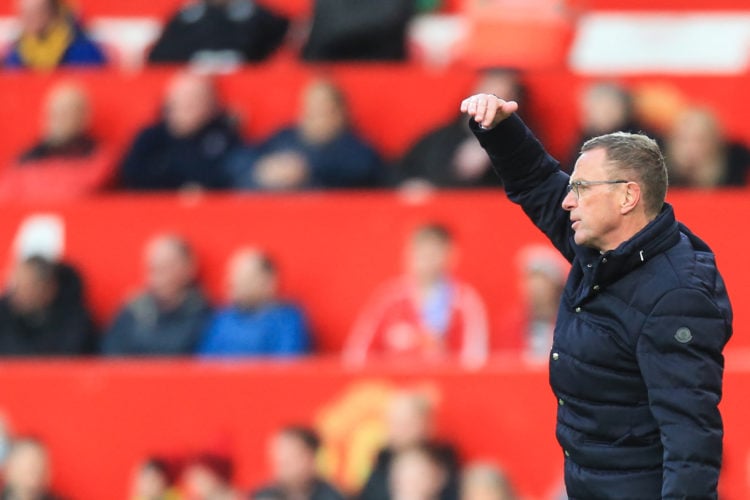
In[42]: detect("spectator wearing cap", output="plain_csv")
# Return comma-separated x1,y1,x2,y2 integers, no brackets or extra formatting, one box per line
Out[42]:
252,426,343,500
3,0,105,69
198,248,310,358
0,255,96,356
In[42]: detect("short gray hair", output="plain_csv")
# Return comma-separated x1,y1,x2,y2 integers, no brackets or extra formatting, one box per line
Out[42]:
581,132,668,217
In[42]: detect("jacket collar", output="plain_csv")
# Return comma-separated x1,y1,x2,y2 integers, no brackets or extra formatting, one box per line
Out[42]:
576,203,682,286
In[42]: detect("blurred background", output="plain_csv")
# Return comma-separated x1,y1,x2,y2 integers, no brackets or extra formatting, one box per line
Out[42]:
0,0,748,498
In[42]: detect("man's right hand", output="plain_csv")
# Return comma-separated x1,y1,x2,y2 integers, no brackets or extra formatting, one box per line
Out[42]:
460,94,518,130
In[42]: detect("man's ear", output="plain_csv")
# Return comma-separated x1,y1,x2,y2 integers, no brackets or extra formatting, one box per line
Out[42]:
620,182,641,215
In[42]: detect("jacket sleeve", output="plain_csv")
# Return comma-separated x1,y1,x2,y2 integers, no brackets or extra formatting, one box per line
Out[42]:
470,115,575,261
272,306,311,356
636,288,728,499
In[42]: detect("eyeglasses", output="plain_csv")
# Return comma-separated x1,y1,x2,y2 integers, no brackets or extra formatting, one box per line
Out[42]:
566,180,629,200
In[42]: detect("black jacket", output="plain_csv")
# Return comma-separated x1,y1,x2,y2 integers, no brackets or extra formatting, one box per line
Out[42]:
472,115,732,499
0,263,96,356
119,114,240,190
396,116,502,188
359,444,459,500
148,0,288,63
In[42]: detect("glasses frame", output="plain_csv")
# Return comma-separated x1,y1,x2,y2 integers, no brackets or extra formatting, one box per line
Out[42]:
566,180,630,200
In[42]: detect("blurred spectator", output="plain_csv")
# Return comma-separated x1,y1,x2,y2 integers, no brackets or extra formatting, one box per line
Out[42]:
302,0,413,61
119,72,241,190
665,107,750,188
252,426,343,500
389,445,451,500
239,79,381,190
182,453,239,500
0,255,95,356
460,463,517,500
3,0,105,69
359,392,460,500
1,437,60,500
20,83,94,162
198,248,310,357
0,414,12,473
344,224,488,366
0,83,115,200
397,68,526,189
497,245,567,358
148,0,289,65
568,82,660,170
102,235,211,356
131,457,180,500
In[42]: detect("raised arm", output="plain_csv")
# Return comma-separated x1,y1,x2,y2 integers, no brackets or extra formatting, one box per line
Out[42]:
461,94,575,261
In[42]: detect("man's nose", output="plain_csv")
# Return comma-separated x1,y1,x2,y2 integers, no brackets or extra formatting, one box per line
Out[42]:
562,188,576,211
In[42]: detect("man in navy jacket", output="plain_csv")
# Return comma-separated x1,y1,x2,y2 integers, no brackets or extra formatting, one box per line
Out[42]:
461,95,732,498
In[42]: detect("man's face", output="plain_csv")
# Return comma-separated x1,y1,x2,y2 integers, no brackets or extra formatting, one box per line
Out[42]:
390,451,445,500
145,239,194,305
18,0,55,37
4,442,49,497
406,235,451,284
562,148,627,251
9,263,55,315
269,434,316,486
165,74,216,138
44,85,89,145
386,396,431,450
182,464,224,500
226,253,274,308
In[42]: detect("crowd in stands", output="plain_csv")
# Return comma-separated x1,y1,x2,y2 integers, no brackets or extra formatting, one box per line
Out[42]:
0,0,748,498
0,220,566,362
1,0,749,194
0,391,521,500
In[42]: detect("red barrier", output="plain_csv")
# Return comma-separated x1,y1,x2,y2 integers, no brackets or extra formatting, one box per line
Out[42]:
0,357,748,499
0,191,746,353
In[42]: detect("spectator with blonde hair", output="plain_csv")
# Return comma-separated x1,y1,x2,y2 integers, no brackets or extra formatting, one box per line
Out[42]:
666,107,750,188
240,79,381,190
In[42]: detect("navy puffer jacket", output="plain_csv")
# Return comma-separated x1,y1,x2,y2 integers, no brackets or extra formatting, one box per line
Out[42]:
472,115,733,499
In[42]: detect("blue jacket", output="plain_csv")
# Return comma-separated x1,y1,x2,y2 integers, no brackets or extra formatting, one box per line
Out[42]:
4,23,106,68
256,127,382,189
472,115,732,499
199,302,310,357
